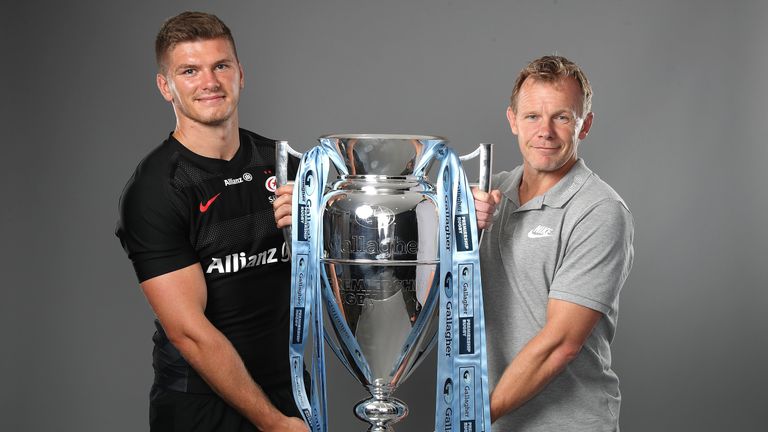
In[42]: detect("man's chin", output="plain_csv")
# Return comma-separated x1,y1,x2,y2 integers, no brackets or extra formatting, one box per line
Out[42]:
195,112,234,127
526,158,573,174
201,118,228,127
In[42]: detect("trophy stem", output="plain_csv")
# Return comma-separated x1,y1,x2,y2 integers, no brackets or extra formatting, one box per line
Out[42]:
354,383,408,432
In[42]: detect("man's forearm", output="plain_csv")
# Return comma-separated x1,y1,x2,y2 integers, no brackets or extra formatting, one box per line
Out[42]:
490,332,580,421
171,325,287,430
490,299,601,422
140,265,306,431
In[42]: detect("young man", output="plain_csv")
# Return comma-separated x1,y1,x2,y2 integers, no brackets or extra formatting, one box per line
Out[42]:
474,55,634,431
116,12,307,432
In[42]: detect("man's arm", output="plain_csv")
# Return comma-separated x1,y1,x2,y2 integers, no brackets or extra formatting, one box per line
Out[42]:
489,299,602,422
141,263,308,432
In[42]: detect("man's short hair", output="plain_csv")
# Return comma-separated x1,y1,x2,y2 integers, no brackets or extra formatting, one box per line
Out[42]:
155,11,238,73
509,55,593,115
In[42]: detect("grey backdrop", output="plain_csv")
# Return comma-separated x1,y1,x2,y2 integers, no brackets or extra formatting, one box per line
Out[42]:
3,0,767,431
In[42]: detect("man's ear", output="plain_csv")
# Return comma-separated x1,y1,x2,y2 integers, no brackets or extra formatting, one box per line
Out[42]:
506,106,519,136
578,112,594,140
239,62,245,89
157,73,173,102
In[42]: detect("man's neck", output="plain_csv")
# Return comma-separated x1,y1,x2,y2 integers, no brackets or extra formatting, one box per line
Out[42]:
173,116,241,161
518,159,577,205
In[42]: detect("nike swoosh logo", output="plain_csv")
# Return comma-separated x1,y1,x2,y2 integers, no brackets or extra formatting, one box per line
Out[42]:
527,225,554,238
199,193,221,213
527,232,552,238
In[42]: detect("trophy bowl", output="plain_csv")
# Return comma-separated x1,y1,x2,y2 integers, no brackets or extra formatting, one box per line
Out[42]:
320,134,444,431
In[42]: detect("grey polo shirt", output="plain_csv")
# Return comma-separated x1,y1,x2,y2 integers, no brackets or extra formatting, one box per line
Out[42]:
480,159,634,432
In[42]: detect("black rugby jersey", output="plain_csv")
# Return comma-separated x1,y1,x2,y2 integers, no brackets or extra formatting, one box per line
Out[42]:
116,129,298,392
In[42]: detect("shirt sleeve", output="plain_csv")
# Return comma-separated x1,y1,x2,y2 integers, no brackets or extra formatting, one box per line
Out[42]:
549,199,634,315
115,173,199,283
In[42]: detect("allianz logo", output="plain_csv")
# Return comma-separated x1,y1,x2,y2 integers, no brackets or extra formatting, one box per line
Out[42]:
206,245,289,274
224,172,253,187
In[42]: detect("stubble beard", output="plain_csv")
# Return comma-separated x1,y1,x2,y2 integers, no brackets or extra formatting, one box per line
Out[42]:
178,99,237,128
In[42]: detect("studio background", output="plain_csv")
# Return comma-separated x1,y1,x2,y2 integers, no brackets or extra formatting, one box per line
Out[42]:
3,1,766,431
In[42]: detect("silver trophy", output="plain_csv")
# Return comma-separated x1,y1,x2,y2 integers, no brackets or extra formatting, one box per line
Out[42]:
277,135,492,431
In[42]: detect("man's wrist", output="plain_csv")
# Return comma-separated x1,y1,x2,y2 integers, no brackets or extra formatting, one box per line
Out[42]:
490,390,514,423
251,408,287,431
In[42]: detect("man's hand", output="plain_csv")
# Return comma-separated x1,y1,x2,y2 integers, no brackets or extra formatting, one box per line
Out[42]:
273,184,294,229
472,188,501,230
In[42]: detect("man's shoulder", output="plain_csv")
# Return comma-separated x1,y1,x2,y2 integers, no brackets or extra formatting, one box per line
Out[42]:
240,128,276,149
239,128,290,168
130,137,179,181
560,163,633,236
578,169,630,212
119,137,179,208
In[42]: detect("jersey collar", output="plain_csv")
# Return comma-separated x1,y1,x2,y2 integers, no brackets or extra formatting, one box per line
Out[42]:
499,158,593,211
168,128,252,175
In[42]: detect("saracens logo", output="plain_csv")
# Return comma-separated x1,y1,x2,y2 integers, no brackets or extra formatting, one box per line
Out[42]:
224,172,253,187
265,175,277,193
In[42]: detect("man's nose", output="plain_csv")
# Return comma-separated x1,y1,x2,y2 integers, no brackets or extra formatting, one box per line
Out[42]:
201,69,221,91
537,120,554,139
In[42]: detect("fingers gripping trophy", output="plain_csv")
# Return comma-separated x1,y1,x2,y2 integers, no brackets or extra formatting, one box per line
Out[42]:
277,134,493,432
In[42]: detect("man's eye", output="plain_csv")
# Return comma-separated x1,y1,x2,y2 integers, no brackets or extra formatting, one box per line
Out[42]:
556,115,571,122
183,69,196,75
215,64,229,70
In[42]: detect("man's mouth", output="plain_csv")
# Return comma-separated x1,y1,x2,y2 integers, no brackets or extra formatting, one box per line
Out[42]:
533,146,560,152
196,94,225,102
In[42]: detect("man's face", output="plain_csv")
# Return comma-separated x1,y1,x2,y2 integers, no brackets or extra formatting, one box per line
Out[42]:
508,77,593,176
156,38,244,127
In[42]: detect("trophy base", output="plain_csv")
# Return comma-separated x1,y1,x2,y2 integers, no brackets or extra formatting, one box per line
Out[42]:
354,385,408,432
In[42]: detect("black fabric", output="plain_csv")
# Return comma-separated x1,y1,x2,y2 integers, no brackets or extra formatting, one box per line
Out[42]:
149,380,305,432
116,129,300,397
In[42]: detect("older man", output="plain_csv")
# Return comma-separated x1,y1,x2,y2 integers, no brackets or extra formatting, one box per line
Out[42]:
474,55,634,431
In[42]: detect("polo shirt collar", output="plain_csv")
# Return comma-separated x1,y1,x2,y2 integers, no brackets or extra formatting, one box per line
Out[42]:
499,158,593,210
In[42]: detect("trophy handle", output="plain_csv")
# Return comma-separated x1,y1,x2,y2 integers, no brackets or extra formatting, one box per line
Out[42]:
276,140,303,187
460,143,494,242
275,141,304,252
459,142,493,193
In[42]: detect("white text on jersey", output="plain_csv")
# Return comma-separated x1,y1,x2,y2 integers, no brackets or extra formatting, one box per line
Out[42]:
206,246,289,274
224,172,253,187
